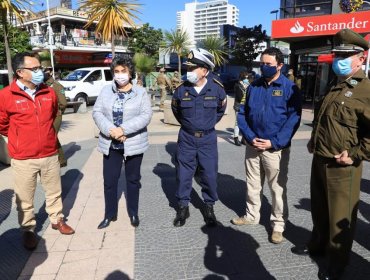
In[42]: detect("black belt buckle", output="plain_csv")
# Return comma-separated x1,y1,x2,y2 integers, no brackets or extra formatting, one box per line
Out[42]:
194,131,203,138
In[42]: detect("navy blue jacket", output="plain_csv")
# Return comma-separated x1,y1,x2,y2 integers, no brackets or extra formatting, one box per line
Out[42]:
237,74,302,150
172,78,226,132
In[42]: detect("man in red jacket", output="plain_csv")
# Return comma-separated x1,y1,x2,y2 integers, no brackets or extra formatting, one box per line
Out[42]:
0,52,74,250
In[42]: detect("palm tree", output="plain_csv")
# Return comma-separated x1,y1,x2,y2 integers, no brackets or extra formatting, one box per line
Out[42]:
164,29,191,74
197,36,228,69
0,0,32,81
133,52,156,87
79,0,142,58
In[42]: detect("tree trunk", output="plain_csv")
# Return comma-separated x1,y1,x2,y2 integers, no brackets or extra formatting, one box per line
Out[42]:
1,10,13,82
111,32,116,59
177,53,181,74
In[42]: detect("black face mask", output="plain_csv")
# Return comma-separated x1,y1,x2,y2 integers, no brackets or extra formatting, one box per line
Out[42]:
43,72,51,82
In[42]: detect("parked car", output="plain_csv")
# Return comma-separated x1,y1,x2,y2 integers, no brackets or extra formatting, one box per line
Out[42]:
59,67,113,105
0,70,9,89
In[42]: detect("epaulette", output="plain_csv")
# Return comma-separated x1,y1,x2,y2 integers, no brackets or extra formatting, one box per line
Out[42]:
175,81,185,90
213,78,224,88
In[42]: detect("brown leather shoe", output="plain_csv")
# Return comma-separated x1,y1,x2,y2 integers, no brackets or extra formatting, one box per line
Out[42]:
51,219,75,235
23,231,38,250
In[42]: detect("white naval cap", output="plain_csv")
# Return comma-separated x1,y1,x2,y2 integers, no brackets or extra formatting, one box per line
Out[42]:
184,48,215,70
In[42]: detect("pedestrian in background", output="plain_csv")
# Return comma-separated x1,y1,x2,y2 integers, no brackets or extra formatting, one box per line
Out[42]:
171,71,182,91
93,56,152,229
291,29,370,280
155,67,172,109
0,52,75,250
233,71,249,146
171,48,227,227
231,47,302,245
43,64,68,167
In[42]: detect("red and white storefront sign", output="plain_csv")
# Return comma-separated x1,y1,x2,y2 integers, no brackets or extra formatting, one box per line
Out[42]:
272,11,370,39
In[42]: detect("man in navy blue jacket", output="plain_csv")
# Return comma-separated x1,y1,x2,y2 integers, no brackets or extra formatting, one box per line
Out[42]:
231,47,302,244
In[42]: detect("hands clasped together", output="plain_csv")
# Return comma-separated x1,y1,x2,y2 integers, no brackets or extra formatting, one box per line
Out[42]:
109,127,126,142
252,138,272,151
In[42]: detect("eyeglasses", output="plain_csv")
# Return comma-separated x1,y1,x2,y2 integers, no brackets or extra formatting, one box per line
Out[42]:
19,66,42,73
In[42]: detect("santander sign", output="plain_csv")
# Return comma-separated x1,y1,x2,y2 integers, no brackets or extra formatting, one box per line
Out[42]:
272,10,370,39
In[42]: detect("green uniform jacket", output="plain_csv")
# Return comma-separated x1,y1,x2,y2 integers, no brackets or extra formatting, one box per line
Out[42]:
45,77,67,132
311,70,370,162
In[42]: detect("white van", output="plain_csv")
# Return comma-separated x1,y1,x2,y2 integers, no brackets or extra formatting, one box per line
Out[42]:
59,67,113,104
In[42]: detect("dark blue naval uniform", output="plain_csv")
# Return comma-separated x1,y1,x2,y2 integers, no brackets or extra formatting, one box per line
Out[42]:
172,78,226,207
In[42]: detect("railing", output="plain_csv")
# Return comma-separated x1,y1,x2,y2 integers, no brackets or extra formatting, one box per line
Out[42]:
30,33,128,50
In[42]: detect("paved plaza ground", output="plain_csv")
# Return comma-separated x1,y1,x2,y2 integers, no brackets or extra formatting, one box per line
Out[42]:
0,96,369,279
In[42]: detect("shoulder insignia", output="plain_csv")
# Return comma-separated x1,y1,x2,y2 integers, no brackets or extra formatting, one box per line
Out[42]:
213,78,224,88
175,81,184,90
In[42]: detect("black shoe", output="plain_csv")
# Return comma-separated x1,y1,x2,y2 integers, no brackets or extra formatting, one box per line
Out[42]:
318,269,343,280
23,231,38,250
97,215,117,229
241,137,247,145
130,215,140,227
291,245,324,257
234,137,241,146
173,206,190,227
204,204,217,227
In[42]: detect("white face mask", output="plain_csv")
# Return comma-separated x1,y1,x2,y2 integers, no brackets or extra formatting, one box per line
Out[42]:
186,71,199,84
114,73,129,86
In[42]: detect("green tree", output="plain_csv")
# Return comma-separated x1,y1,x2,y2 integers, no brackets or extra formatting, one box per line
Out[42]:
0,25,32,67
231,24,270,70
164,29,191,74
133,52,156,86
80,0,142,58
0,0,32,81
197,36,228,68
128,23,163,57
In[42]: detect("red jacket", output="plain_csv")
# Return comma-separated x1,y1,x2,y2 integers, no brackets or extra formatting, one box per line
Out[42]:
0,80,58,160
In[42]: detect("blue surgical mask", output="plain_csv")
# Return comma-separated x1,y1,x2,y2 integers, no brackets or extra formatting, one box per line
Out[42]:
242,79,249,85
332,57,353,76
260,65,278,78
186,71,199,84
31,69,45,86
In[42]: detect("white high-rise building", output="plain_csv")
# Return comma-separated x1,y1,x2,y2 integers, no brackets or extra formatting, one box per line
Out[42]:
177,0,239,47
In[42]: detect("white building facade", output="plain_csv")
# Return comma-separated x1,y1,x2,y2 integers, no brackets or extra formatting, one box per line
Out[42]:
177,0,239,47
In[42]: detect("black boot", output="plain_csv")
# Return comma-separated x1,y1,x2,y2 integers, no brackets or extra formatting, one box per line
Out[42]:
204,204,217,227
234,137,241,146
173,206,190,227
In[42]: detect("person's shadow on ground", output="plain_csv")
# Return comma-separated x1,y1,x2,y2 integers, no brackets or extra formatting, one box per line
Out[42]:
201,223,275,280
0,229,47,279
0,189,13,225
104,269,130,280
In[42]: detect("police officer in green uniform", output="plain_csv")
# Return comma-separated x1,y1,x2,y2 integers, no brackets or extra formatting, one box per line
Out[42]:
291,29,370,280
43,64,68,167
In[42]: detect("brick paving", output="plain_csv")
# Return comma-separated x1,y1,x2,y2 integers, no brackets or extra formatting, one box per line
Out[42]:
0,99,369,279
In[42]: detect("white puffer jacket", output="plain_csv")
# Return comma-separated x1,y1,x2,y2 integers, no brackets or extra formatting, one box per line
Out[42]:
93,83,152,156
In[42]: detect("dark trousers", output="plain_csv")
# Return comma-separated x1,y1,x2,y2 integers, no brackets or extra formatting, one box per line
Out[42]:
309,155,362,271
103,148,143,218
176,129,218,207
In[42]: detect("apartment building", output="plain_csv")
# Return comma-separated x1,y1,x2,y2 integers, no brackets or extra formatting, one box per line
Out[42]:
177,0,239,47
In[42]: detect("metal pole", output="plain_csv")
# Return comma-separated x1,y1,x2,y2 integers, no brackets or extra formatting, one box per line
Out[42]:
46,0,55,74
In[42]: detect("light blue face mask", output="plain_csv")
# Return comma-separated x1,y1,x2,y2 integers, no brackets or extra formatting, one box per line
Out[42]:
242,79,249,85
186,71,199,84
332,57,353,76
31,69,45,86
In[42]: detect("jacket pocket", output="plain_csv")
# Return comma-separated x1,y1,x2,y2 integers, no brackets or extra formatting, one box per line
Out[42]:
180,100,194,118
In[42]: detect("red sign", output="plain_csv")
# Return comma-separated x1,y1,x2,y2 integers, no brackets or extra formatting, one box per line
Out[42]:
272,11,370,39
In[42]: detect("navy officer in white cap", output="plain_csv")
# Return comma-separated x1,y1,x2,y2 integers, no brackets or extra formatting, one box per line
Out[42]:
171,48,227,227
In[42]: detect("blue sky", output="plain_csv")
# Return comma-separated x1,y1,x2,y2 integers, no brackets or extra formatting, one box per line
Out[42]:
67,0,280,36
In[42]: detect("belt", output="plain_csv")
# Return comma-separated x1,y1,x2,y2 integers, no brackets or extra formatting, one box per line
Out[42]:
182,128,215,138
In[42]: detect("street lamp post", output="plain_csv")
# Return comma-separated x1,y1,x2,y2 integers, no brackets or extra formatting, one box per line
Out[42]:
46,0,55,74
270,9,278,20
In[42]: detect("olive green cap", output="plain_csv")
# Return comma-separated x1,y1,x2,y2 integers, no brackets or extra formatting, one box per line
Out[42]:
332,28,369,53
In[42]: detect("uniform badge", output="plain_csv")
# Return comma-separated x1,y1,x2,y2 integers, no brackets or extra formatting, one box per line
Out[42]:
349,79,358,86
185,91,189,97
344,91,353,97
272,90,283,96
188,52,194,59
